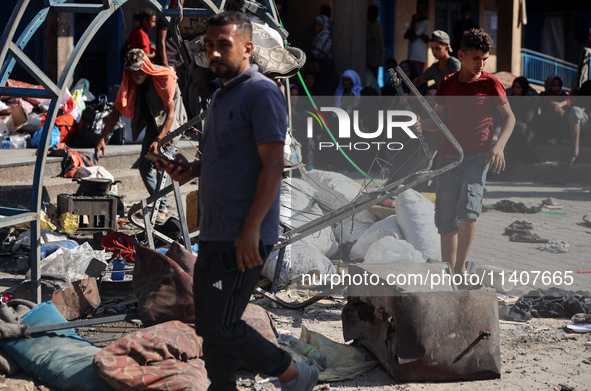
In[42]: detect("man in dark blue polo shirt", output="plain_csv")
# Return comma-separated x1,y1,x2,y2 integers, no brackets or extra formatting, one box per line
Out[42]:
158,11,319,391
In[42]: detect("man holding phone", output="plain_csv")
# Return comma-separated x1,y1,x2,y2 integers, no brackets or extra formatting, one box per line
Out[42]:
158,11,319,391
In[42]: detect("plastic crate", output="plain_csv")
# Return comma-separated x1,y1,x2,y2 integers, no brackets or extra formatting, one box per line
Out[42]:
57,194,117,232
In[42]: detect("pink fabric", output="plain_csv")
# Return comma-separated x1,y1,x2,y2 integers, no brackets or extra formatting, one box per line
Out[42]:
93,321,207,391
115,56,177,119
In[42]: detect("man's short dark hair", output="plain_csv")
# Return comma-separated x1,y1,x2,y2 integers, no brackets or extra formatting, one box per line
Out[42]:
460,28,493,53
206,11,252,40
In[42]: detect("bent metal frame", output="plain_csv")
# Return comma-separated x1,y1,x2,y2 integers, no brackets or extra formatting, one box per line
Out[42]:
0,0,462,316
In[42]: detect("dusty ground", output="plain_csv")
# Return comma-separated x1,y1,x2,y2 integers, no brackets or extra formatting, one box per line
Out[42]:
224,293,591,391
4,245,590,391
1,184,590,391
10,289,589,391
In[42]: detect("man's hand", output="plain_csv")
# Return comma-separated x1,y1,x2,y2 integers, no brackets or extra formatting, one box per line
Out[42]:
487,143,506,174
234,228,263,272
149,140,159,154
155,154,201,182
94,108,120,162
94,137,106,163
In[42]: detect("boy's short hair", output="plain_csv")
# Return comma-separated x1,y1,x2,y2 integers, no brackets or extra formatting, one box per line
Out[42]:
460,28,493,53
206,11,252,40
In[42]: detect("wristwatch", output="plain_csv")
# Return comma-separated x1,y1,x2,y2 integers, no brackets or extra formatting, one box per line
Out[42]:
155,137,162,144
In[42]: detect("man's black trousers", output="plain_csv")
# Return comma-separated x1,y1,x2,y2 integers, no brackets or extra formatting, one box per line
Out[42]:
194,240,292,391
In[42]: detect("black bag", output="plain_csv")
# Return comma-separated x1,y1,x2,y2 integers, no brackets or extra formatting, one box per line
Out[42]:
72,102,126,148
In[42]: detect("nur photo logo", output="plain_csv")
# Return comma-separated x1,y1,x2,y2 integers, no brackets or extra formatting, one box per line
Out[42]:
305,106,418,152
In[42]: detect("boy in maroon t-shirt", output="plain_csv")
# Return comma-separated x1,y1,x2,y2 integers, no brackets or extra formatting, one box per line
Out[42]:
423,29,515,278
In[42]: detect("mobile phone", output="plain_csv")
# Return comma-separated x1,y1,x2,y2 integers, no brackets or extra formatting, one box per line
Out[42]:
220,240,268,272
144,152,193,169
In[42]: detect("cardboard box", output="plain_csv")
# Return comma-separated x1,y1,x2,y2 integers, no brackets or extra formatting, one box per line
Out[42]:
4,104,28,134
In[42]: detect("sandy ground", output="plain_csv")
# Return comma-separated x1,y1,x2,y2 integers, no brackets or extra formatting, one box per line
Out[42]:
223,293,591,391
3,253,590,391
1,181,590,390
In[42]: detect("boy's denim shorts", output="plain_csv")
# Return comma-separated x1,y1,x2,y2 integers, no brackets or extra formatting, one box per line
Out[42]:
435,153,489,235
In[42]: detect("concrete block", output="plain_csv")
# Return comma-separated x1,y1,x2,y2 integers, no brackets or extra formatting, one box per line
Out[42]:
342,263,500,382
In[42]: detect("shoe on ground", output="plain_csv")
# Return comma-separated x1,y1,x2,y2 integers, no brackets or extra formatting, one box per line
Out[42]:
509,232,549,243
504,220,533,235
280,362,319,391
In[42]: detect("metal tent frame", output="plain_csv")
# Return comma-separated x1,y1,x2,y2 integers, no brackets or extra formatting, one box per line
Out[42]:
0,0,463,313
0,0,256,304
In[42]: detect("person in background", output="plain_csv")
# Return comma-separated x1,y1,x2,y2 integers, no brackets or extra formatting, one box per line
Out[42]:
567,80,591,165
311,14,332,59
94,49,187,223
366,5,385,80
386,59,417,96
502,76,540,165
313,57,340,96
381,58,399,96
299,67,319,96
404,0,430,76
128,8,157,60
413,30,460,95
539,74,571,146
451,3,479,59
156,0,183,70
334,69,363,116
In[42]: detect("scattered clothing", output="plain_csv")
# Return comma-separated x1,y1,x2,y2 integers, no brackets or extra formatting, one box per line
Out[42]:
499,287,591,322
0,299,35,339
47,143,95,178
537,239,569,253
100,232,136,263
510,232,548,243
504,220,534,235
494,200,542,214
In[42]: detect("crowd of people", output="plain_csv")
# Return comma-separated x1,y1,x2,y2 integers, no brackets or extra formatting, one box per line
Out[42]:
289,2,589,170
